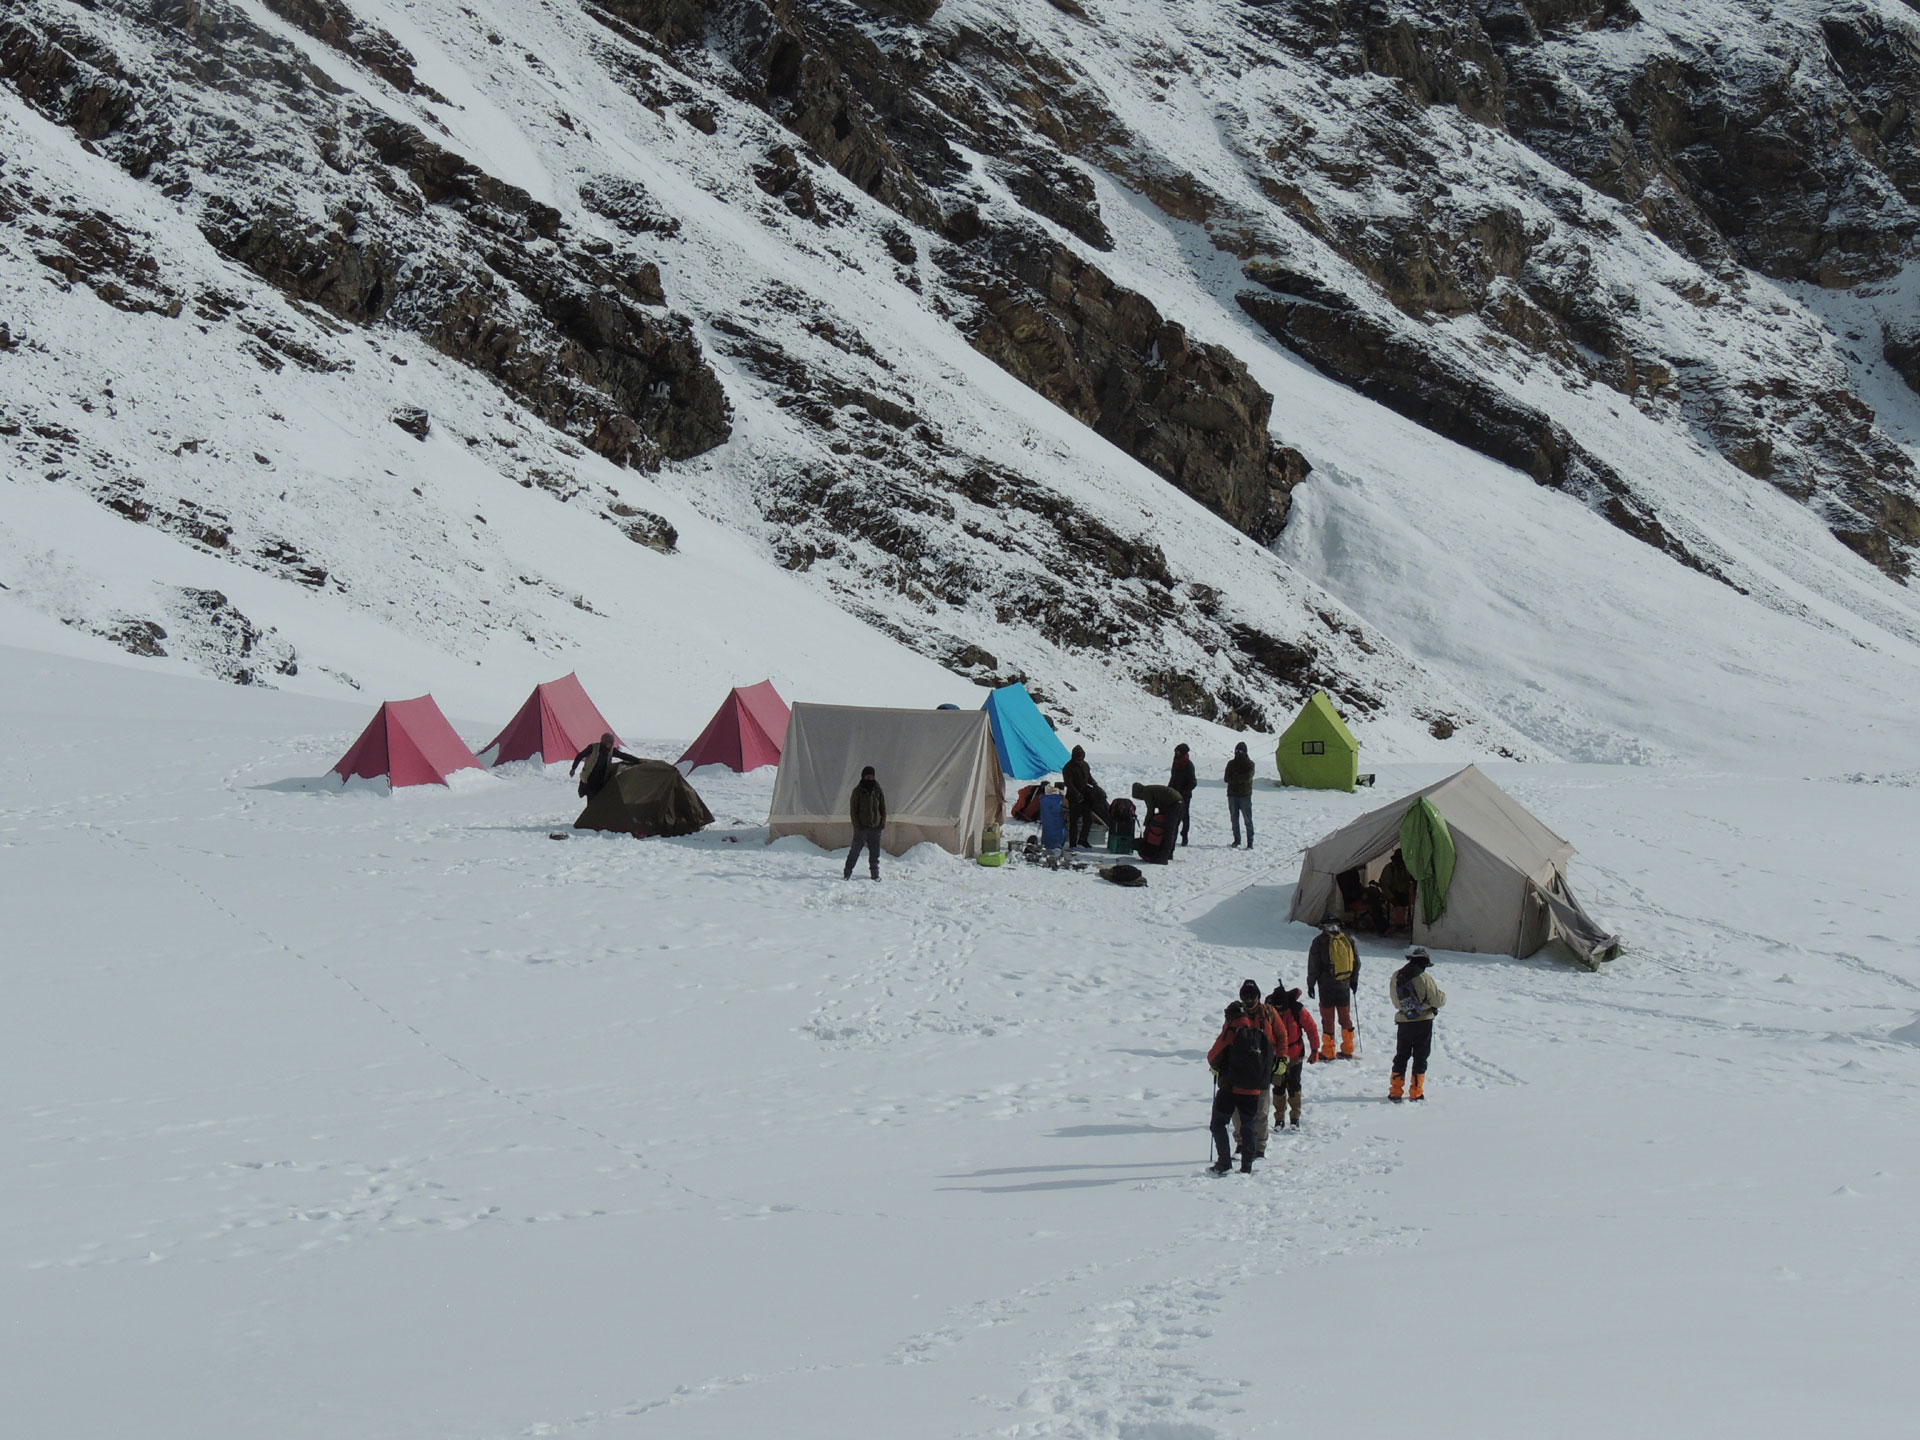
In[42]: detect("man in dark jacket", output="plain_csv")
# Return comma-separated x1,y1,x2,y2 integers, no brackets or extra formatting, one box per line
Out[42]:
844,766,886,880
570,732,642,799
1264,983,1321,1129
1129,781,1184,863
1169,743,1197,846
1062,746,1096,848
1224,741,1256,847
1206,1000,1271,1174
1306,922,1361,1060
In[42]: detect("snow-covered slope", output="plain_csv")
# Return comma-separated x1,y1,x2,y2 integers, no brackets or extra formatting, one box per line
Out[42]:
6,644,1916,1438
6,0,1920,766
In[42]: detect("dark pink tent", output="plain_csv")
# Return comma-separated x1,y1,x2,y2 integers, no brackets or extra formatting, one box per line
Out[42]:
481,672,620,766
678,680,789,772
332,696,483,788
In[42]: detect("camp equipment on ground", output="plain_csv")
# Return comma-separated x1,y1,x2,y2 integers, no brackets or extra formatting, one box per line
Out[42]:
679,680,790,772
1011,784,1044,822
978,850,1007,867
1289,766,1620,968
1038,792,1067,849
482,673,619,766
981,682,1071,780
1106,797,1137,855
1274,690,1360,791
767,704,1005,859
1099,863,1146,888
574,759,713,837
332,695,483,788
1138,810,1173,864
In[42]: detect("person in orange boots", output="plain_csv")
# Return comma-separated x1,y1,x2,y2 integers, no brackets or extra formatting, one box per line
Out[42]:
1388,946,1446,1102
1306,922,1361,1061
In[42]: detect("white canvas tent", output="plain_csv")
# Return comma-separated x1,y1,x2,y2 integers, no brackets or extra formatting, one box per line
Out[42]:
1290,766,1619,967
768,704,1005,858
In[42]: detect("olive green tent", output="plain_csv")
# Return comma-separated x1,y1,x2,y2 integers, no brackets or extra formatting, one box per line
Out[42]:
574,759,714,838
1275,691,1359,791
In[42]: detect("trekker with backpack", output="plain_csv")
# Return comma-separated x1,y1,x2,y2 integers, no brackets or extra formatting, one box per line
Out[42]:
1388,946,1446,1101
1307,922,1362,1060
1224,742,1256,847
1169,743,1197,846
1230,979,1285,1158
1207,997,1275,1174
1264,982,1321,1130
844,766,886,881
1130,782,1183,864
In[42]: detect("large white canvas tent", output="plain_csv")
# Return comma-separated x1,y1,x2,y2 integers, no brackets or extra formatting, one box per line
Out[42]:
1290,766,1619,967
768,704,1005,858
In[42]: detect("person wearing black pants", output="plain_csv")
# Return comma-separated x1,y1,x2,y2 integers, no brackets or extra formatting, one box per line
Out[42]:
844,766,886,881
1169,743,1197,846
1389,946,1446,1101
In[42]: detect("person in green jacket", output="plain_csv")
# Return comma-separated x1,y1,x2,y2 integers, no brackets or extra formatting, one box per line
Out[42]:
1388,946,1446,1101
1224,741,1256,847
844,766,886,881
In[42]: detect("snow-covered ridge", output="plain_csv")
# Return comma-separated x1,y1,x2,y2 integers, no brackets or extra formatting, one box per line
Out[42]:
3,0,1919,765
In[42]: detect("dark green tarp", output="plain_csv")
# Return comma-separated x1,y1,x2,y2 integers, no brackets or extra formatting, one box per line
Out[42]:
575,759,714,837
1398,796,1456,925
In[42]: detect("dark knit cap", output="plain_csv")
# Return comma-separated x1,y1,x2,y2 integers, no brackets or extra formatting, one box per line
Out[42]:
1239,979,1260,1000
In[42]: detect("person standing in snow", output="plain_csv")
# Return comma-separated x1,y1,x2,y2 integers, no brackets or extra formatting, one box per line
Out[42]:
1169,743,1197,846
1388,946,1446,1101
1307,922,1361,1061
1264,981,1321,1130
570,732,642,799
1224,741,1256,848
1230,979,1285,1158
1062,746,1096,849
844,766,886,881
1207,999,1273,1174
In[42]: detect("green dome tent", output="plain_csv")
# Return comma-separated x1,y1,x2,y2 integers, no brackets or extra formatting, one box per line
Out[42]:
1275,691,1359,791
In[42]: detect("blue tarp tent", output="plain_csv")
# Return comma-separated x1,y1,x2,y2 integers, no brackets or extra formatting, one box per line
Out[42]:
982,683,1071,781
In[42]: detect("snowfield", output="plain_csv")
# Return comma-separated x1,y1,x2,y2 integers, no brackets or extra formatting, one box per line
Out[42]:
5,642,1916,1439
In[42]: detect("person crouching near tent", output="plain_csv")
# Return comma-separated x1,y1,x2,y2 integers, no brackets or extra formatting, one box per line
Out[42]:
571,732,642,799
1264,980,1320,1130
1389,946,1446,1102
1307,922,1361,1061
844,766,886,881
1224,741,1255,847
1207,997,1276,1174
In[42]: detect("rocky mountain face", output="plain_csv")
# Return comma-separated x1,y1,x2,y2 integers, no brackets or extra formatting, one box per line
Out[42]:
5,0,1920,745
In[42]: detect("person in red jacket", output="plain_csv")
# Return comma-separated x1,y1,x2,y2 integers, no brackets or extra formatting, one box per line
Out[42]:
1207,998,1275,1174
1264,983,1322,1130
1230,979,1285,1158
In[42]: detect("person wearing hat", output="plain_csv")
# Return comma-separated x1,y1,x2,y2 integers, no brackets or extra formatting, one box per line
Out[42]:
1223,741,1256,847
1062,745,1097,849
844,765,887,881
1230,978,1284,1158
1264,980,1321,1129
570,731,643,799
1388,946,1446,1101
1206,997,1275,1174
1168,743,1197,846
1307,921,1361,1060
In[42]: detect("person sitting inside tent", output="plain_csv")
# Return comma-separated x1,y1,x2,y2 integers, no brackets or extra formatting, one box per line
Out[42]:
1381,850,1415,930
571,732,644,799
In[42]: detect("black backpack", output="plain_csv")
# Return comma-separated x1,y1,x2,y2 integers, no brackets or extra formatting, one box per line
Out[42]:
1224,1021,1274,1091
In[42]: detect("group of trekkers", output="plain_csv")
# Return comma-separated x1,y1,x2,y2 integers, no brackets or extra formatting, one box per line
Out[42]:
1206,930,1446,1173
1034,740,1262,865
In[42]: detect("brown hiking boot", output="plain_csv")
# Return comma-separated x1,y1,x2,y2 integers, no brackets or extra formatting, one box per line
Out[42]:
1409,1073,1426,1101
1389,1073,1404,1102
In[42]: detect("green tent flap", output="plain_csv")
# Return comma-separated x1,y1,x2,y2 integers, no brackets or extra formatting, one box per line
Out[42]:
1398,797,1455,925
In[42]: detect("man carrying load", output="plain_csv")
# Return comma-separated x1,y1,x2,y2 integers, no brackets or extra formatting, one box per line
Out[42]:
1307,922,1361,1061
